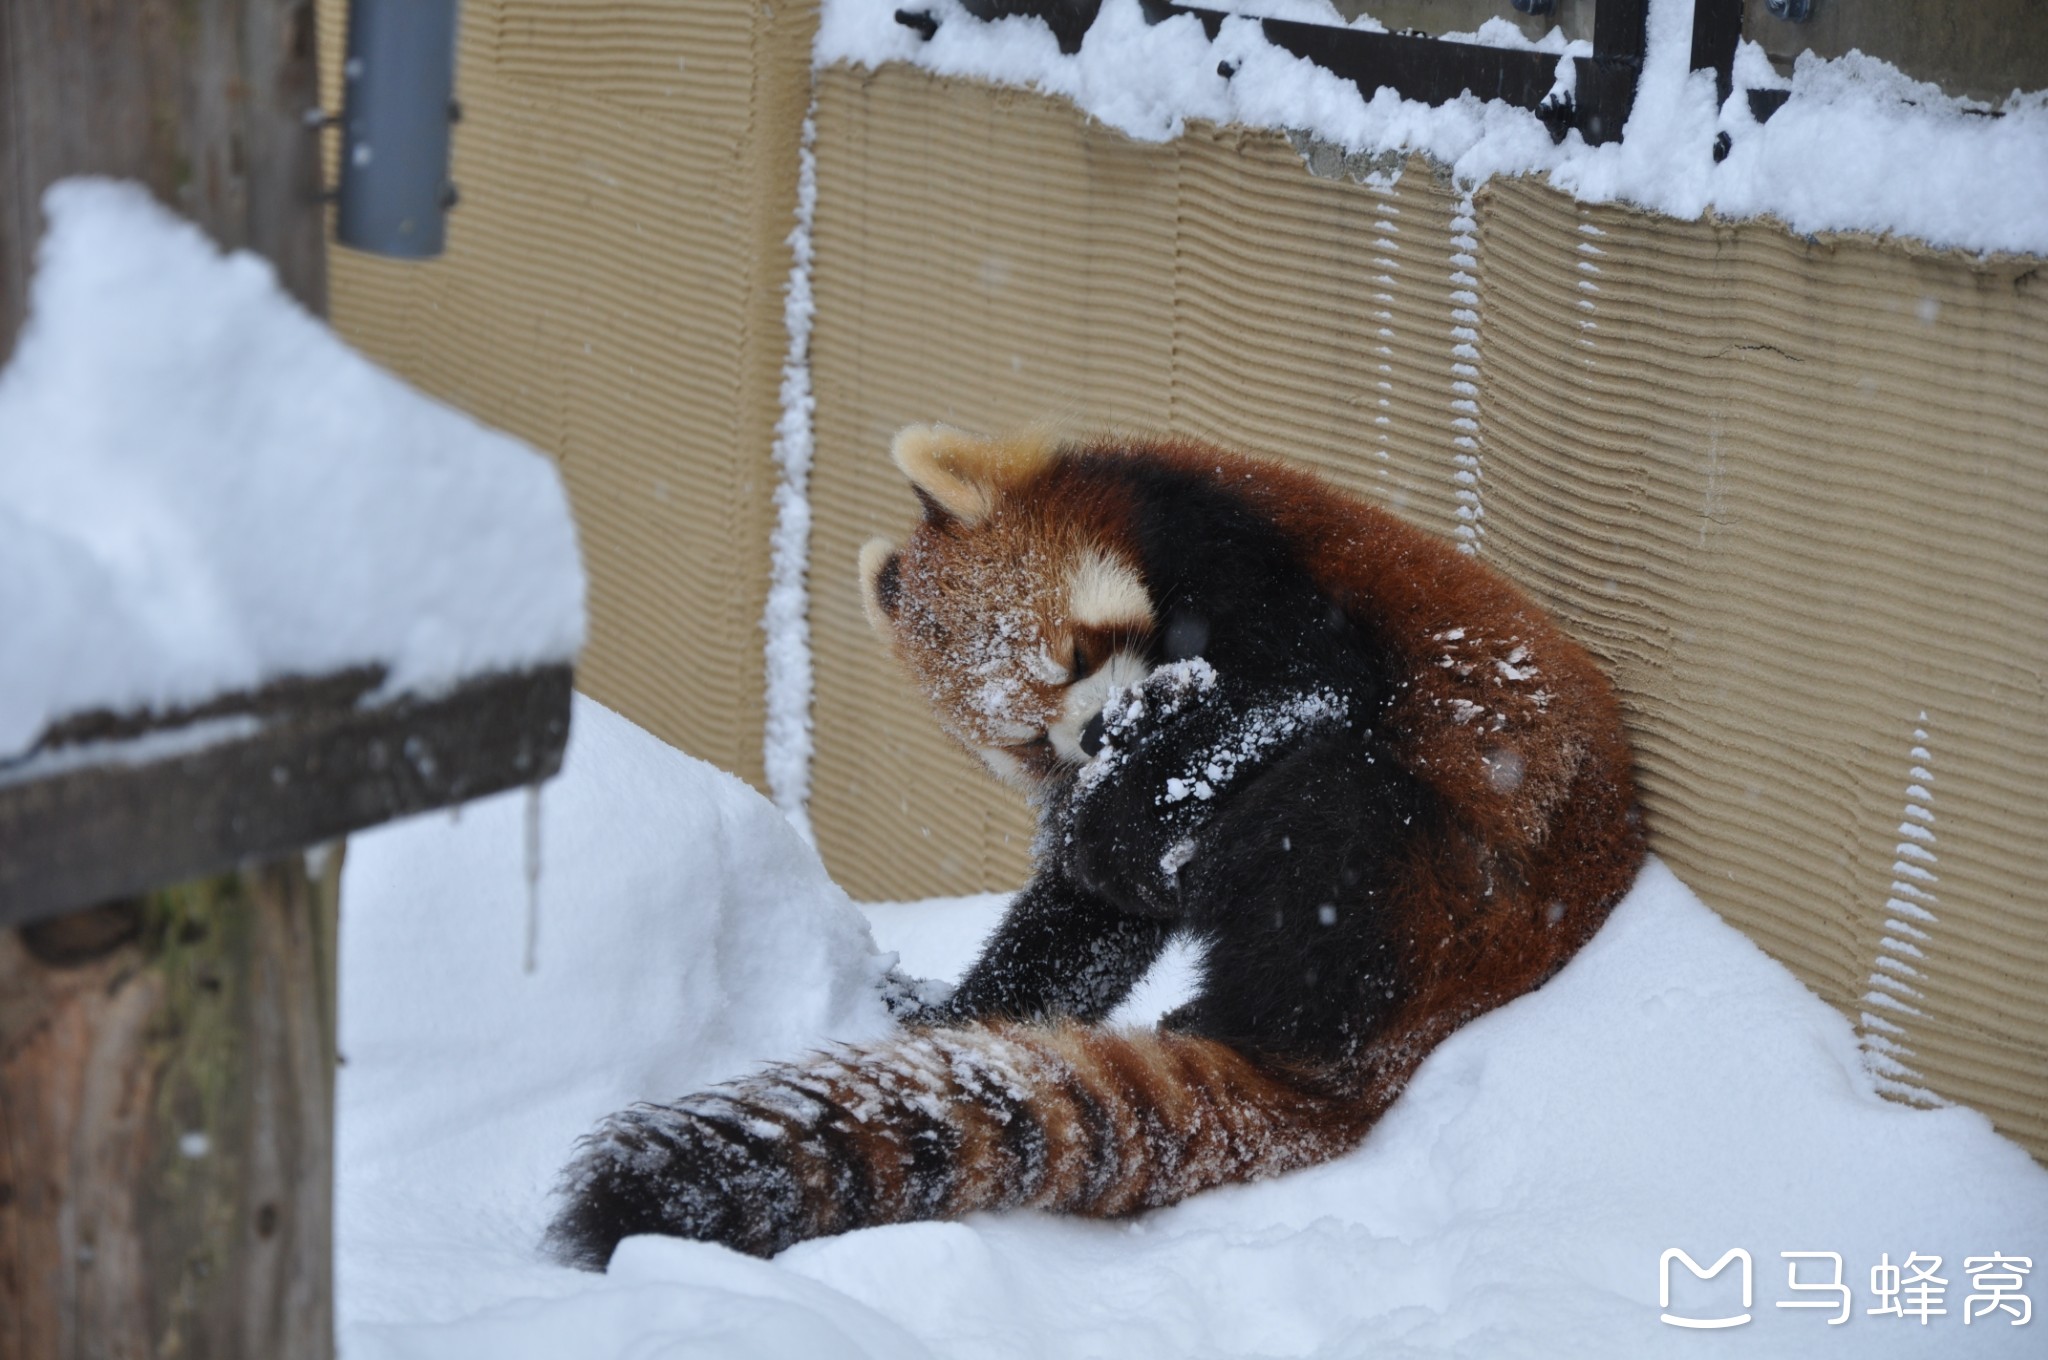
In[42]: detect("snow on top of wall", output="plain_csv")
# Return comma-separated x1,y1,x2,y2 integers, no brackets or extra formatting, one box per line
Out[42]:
0,180,585,762
817,0,2048,258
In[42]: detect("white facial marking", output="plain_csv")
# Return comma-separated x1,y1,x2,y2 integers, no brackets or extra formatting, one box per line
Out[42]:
975,746,1027,785
1048,650,1153,764
984,718,1042,743
1023,644,1068,687
1065,548,1150,628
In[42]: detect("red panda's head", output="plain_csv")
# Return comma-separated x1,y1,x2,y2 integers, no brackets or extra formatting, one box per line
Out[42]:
860,425,1157,791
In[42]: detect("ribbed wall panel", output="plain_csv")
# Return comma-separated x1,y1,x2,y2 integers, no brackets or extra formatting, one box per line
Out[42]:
321,26,2048,1159
318,0,817,785
1476,179,2048,1155
808,69,1177,896
1168,133,1467,540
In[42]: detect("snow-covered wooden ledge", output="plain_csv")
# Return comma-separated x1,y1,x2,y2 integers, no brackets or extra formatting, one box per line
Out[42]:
0,179,584,1360
0,664,572,928
0,180,586,931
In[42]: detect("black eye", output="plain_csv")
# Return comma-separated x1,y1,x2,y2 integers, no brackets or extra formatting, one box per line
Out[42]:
873,553,903,616
1068,643,1094,682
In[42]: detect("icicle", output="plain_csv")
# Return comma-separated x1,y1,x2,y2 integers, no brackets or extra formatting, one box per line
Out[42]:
523,780,543,974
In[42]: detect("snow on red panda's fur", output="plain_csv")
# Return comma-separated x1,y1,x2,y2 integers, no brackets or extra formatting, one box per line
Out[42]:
544,428,1645,1266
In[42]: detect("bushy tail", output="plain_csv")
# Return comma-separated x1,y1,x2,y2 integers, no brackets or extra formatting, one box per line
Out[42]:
543,1022,1390,1267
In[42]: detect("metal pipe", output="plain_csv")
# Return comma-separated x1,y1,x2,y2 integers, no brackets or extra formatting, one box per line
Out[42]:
335,0,461,259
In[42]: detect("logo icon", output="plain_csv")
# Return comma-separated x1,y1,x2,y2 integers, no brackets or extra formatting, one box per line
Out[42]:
1660,1248,1754,1329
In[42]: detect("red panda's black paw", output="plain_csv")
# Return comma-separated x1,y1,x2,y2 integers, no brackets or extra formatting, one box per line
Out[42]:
879,965,955,1023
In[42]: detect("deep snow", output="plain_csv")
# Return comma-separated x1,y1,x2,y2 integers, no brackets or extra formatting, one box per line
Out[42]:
339,696,2047,1358
0,181,585,763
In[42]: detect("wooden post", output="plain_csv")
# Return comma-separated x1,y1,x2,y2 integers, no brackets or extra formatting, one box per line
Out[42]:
1,3,335,1355
0,859,339,1359
0,0,327,363
0,665,572,1360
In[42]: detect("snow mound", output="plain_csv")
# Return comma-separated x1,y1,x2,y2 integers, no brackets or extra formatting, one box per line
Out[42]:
338,695,893,1338
0,180,585,761
341,698,2047,1357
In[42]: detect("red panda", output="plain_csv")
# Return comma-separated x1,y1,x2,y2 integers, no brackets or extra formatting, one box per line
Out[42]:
544,427,1645,1267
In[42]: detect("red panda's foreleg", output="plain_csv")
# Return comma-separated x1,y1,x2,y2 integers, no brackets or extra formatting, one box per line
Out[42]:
919,874,1174,1026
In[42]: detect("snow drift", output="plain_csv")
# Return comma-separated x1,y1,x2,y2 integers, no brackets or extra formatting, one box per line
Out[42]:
340,696,2048,1357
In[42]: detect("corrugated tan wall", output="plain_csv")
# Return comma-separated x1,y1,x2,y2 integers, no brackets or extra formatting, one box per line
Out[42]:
805,65,2048,1159
1474,180,2048,1152
316,0,818,786
314,18,2046,1159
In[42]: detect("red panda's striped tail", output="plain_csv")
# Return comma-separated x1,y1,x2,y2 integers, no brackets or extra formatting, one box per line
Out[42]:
543,1022,1389,1266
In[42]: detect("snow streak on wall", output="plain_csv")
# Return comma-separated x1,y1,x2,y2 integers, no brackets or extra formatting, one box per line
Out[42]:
803,65,2048,1160
1858,713,1944,1105
764,109,822,841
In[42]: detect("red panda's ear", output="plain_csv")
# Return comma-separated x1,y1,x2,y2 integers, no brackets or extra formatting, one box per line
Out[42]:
891,424,1057,527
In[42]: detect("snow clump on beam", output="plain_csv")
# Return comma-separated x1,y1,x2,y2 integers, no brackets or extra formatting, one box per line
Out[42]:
0,180,586,762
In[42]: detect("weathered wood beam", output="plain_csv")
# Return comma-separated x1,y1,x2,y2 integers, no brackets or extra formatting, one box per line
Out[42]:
0,664,574,930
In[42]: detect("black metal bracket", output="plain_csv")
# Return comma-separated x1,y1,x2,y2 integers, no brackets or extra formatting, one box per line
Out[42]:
959,0,1102,56
907,1,1755,150
1748,86,1792,121
1144,0,1737,147
1690,0,1744,107
895,7,942,42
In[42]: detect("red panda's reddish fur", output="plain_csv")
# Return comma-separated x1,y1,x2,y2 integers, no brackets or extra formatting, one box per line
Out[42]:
1132,439,1646,1031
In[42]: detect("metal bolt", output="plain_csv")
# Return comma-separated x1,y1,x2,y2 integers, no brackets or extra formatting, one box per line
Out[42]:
1511,0,1556,14
893,8,939,41
1765,0,1812,21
